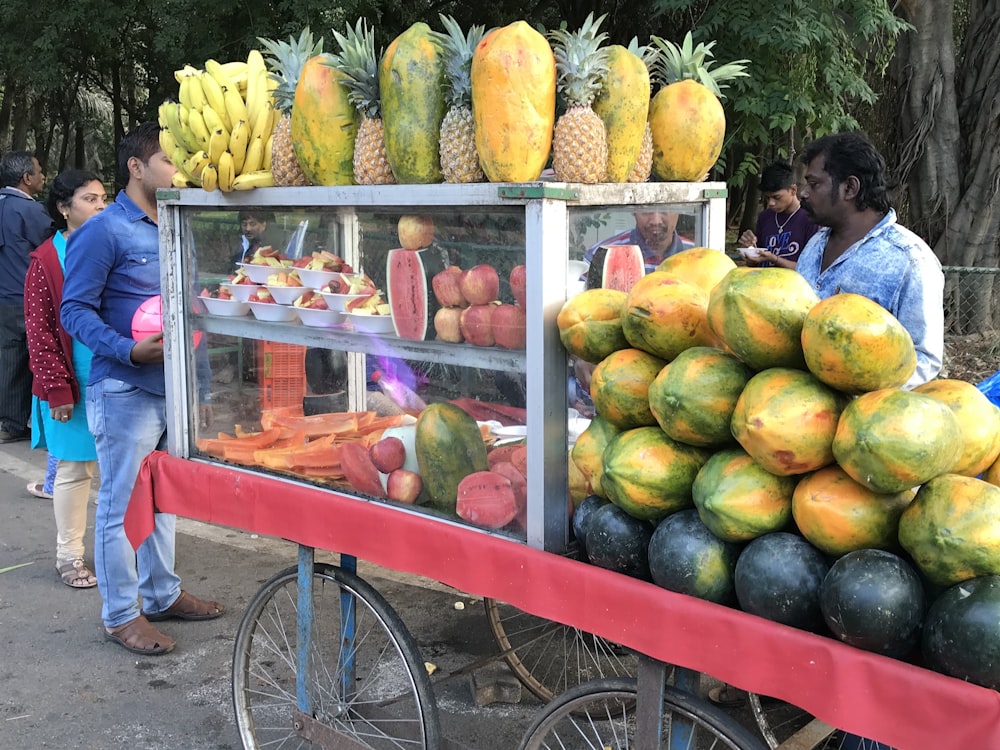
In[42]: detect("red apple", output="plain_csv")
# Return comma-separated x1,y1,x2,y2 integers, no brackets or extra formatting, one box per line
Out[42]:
431,266,468,307
460,264,500,305
369,437,406,474
459,304,495,347
386,469,423,504
509,265,527,308
434,307,464,343
491,304,526,349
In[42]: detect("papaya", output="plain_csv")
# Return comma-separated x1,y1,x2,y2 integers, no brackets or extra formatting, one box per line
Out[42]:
557,288,630,364
380,23,447,183
415,402,489,514
655,247,736,296
898,473,1000,586
801,293,917,393
707,267,820,371
913,379,1000,477
592,45,650,182
291,55,358,186
621,271,717,362
832,389,962,494
470,21,556,182
601,426,710,522
647,346,752,448
570,414,621,498
589,348,666,430
648,79,725,181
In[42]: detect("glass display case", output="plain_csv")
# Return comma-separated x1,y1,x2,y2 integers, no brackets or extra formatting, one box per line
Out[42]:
157,182,727,552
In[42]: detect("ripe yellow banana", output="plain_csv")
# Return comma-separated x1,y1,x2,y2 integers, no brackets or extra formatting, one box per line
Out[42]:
199,72,230,131
217,150,236,192
244,68,268,136
173,64,200,85
228,119,250,174
163,102,201,155
180,72,208,112
250,101,274,143
207,128,228,166
187,108,212,151
219,60,250,81
171,147,201,186
200,105,229,140
232,170,275,190
172,171,196,189
201,164,219,192
242,134,265,174
263,134,273,172
223,84,248,133
185,150,211,177
159,127,178,157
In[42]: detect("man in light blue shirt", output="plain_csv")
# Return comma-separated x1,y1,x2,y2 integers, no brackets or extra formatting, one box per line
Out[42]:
796,132,943,388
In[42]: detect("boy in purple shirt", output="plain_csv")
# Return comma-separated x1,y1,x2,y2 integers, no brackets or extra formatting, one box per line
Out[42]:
739,161,818,269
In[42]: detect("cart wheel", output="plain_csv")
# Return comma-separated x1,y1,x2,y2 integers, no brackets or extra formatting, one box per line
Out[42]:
483,597,638,702
748,694,895,750
519,676,767,750
232,562,441,749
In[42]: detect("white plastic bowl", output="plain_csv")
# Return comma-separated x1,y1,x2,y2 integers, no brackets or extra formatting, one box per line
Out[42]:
319,291,370,312
343,312,395,335
738,247,764,262
238,262,285,284
219,282,259,302
200,297,250,317
265,284,309,306
296,306,345,327
297,267,342,290
248,301,299,323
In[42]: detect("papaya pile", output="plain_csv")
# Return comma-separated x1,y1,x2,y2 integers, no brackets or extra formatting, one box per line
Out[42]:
562,253,1000,689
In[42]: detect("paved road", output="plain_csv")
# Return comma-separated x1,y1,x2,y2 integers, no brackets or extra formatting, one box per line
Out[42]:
0,440,544,749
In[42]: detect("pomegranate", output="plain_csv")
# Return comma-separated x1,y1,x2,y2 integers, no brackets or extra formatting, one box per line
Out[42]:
460,264,500,305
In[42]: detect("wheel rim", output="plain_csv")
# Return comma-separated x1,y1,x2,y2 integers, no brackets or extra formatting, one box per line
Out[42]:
233,565,439,749
748,693,895,750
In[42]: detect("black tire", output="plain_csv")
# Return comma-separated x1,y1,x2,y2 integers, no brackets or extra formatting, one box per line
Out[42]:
232,562,441,749
748,693,895,750
484,597,638,702
519,676,767,750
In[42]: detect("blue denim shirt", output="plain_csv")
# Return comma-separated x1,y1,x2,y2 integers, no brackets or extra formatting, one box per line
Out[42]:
797,209,944,388
61,190,166,396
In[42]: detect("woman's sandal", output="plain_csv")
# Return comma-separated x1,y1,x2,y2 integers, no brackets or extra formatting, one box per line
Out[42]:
26,482,53,500
104,615,175,655
56,558,98,589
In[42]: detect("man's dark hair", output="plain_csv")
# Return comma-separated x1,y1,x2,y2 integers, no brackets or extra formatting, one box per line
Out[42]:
45,169,103,229
116,122,162,182
801,133,891,213
0,150,37,188
238,209,273,224
759,161,795,193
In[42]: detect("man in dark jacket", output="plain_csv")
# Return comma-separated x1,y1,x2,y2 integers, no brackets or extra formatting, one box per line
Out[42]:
0,150,53,442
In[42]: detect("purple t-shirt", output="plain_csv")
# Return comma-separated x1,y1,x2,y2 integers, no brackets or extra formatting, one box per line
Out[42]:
754,208,818,265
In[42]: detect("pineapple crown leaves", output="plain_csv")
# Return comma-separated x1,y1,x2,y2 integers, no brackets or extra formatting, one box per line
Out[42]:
323,18,384,120
626,36,659,74
650,32,749,99
438,14,487,109
258,28,324,115
549,12,611,108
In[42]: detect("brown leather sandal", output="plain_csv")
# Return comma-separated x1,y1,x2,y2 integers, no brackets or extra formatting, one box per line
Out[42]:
144,590,225,622
104,616,175,655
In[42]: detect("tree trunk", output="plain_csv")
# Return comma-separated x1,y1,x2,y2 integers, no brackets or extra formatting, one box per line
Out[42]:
10,92,31,151
0,76,16,151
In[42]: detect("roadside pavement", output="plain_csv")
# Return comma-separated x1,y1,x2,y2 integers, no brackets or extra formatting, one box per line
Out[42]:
0,440,542,749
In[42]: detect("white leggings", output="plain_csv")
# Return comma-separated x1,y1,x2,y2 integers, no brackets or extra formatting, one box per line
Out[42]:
54,459,96,562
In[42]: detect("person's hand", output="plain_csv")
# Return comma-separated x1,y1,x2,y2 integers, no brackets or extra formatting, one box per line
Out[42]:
130,333,164,364
738,230,757,248
758,249,778,264
51,404,74,423
199,403,213,429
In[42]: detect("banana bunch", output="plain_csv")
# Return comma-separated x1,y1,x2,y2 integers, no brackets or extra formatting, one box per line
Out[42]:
159,51,277,191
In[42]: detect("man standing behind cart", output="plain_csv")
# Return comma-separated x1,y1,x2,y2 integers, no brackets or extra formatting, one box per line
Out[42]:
796,131,943,388
61,122,224,656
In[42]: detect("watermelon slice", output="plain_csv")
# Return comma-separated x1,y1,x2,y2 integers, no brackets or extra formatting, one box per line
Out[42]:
387,246,450,340
586,244,645,292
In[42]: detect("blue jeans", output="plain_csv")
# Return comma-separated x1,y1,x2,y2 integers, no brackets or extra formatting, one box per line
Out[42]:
87,378,180,628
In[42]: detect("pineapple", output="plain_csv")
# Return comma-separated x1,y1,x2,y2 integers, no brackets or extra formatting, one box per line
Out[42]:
327,19,395,185
438,15,487,183
549,13,611,184
626,38,657,183
259,28,323,187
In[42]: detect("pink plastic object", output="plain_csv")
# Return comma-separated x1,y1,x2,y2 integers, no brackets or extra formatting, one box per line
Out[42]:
131,295,203,347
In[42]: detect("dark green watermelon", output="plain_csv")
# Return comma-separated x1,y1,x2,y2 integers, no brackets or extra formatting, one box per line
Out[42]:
648,509,742,605
585,502,653,581
734,532,830,631
572,495,610,557
820,549,925,657
922,575,1000,690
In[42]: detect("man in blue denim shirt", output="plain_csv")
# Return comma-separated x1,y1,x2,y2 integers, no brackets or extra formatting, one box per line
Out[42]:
797,132,943,388
61,123,223,655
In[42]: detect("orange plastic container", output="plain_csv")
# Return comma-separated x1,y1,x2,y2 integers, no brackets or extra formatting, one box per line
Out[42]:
257,341,307,409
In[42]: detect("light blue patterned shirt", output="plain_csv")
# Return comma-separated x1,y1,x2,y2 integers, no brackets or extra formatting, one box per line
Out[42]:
796,209,943,388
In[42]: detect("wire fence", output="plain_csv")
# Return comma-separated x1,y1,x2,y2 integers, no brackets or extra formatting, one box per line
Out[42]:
943,266,1000,338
